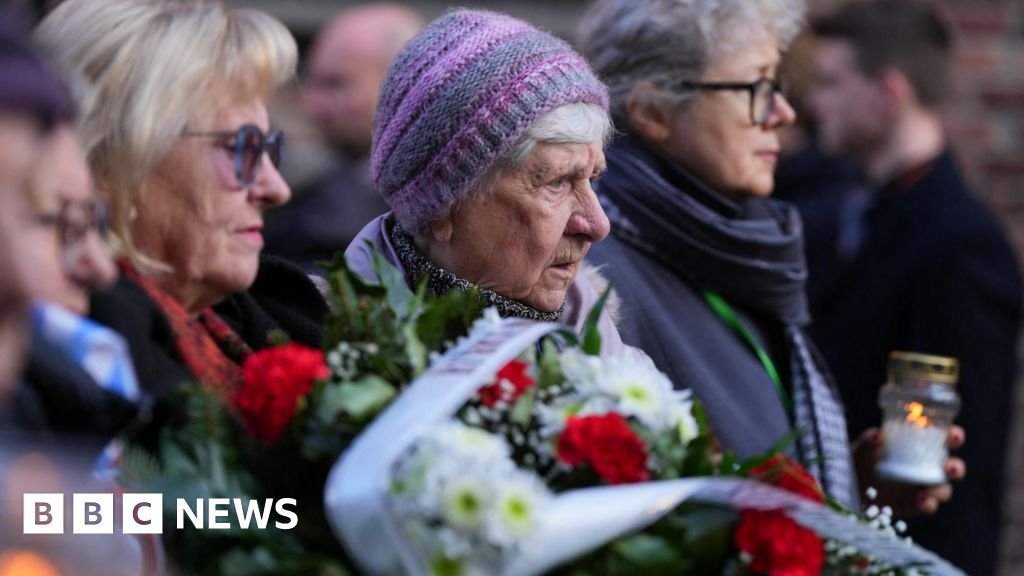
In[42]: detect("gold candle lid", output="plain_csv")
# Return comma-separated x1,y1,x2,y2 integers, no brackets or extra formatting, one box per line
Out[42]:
888,351,959,384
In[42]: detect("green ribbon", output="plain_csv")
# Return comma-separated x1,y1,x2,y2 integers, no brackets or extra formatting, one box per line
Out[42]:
700,288,793,415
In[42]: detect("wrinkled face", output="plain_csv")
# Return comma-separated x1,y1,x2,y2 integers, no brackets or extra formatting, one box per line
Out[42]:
135,97,291,313
302,32,386,159
29,125,117,315
806,39,889,159
426,140,610,312
659,35,796,200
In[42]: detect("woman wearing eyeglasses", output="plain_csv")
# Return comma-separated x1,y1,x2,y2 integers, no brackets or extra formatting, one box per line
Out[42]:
578,0,966,516
34,0,326,427
11,120,145,438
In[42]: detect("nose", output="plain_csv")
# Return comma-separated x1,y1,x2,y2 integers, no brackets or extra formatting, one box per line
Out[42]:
69,231,117,291
567,181,611,243
250,155,291,208
767,93,798,128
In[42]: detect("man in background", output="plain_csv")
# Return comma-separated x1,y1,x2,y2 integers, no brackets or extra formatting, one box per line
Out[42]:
264,3,423,272
805,2,1022,573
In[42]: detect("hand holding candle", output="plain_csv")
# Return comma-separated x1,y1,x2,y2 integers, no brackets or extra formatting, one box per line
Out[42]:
854,424,965,516
853,351,967,516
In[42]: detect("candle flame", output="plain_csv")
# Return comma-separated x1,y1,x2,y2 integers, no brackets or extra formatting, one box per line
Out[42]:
904,401,930,428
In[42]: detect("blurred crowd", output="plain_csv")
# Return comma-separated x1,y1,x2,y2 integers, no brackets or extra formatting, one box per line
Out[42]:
0,1,1019,575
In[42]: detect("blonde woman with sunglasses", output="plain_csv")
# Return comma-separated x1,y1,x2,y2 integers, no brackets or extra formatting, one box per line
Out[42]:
35,0,327,442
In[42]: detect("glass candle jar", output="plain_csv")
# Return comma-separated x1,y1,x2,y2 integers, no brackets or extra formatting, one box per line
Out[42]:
876,351,961,485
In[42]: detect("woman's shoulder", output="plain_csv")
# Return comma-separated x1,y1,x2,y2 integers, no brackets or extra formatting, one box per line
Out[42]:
89,275,190,399
214,254,329,349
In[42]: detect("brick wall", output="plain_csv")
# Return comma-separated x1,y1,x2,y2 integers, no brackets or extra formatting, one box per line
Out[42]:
938,2,1024,575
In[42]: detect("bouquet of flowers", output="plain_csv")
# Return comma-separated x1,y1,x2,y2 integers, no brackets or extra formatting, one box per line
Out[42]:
121,253,961,576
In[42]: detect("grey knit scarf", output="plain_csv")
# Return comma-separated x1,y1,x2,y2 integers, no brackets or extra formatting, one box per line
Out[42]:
599,136,856,509
390,222,565,322
600,137,810,325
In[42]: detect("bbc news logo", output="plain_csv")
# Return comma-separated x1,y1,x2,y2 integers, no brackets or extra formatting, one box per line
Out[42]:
23,493,298,534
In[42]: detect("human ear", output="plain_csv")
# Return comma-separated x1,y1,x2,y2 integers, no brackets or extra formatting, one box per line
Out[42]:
625,82,673,143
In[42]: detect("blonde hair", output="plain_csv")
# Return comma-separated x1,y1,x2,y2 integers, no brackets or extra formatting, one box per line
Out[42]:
35,0,297,266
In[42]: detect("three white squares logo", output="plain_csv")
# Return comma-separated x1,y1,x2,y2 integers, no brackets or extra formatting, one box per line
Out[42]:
23,493,164,534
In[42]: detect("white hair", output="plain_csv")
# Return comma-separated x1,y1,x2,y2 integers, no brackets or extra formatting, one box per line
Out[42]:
578,0,805,124
463,102,612,202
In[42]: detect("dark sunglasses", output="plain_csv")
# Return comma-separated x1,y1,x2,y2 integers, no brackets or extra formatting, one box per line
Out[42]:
183,123,283,188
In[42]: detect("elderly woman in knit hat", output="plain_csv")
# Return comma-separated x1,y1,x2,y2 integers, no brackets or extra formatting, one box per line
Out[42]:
346,9,623,354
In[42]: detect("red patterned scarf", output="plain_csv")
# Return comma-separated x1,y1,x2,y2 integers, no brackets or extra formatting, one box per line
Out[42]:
121,261,251,392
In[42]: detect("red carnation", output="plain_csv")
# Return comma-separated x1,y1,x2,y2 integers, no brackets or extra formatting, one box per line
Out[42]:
234,343,329,444
557,413,650,485
750,454,824,503
735,509,824,576
477,359,535,408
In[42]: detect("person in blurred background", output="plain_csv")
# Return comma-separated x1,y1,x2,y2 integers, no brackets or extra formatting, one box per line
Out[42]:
35,0,328,443
0,9,65,415
804,1,1022,573
578,0,964,514
345,8,626,355
0,11,147,574
13,118,140,439
264,3,424,272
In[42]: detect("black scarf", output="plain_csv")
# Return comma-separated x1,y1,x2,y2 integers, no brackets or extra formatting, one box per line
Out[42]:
389,222,565,322
600,136,810,326
599,136,856,509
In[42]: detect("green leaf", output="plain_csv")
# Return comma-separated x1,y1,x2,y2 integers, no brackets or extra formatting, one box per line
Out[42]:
403,321,428,377
372,248,415,320
536,339,564,389
581,284,613,356
509,386,536,425
326,376,396,423
610,533,687,575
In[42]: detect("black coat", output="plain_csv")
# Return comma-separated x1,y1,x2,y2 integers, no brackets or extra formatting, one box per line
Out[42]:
5,331,137,449
803,151,1022,576
89,255,328,445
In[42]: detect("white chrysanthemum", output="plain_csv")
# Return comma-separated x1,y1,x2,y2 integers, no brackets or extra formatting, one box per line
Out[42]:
591,354,675,431
435,422,511,466
442,477,488,533
485,475,550,547
557,347,603,390
668,390,700,444
576,395,617,418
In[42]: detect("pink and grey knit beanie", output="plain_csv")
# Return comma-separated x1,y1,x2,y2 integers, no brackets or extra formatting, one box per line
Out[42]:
370,9,609,232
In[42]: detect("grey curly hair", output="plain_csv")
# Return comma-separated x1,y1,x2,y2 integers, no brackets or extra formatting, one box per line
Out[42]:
578,0,805,126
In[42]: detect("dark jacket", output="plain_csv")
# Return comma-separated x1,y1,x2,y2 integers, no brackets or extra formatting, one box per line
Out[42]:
89,255,328,444
805,151,1022,576
587,137,838,466
6,331,136,447
589,235,797,459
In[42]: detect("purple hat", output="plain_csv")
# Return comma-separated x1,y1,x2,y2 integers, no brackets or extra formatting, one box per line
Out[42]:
371,9,609,232
0,8,73,128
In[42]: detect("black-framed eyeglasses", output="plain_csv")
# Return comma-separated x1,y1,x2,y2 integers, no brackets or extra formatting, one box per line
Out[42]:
675,78,786,127
36,199,110,271
182,123,283,188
